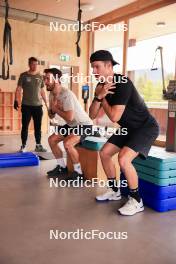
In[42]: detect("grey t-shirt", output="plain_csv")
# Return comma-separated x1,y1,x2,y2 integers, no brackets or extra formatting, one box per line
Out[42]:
55,87,93,127
18,71,44,106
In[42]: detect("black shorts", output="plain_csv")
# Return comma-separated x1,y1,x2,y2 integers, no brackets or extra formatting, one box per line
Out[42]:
57,124,93,144
108,118,159,159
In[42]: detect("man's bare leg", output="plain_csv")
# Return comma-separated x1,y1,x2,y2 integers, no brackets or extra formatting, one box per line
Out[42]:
118,146,139,189
100,142,120,179
48,133,64,159
63,134,83,177
118,146,144,216
63,134,81,163
47,133,67,176
96,142,121,201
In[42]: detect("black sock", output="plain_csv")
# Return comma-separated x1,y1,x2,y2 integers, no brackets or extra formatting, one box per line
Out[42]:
129,187,141,203
108,179,119,192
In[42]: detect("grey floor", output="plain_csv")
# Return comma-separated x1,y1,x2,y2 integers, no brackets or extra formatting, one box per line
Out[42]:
0,135,176,264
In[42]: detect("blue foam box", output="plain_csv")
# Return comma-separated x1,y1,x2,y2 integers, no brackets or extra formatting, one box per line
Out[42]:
82,136,107,151
133,146,176,170
141,196,176,212
0,152,40,168
134,163,176,178
137,171,176,186
139,179,176,200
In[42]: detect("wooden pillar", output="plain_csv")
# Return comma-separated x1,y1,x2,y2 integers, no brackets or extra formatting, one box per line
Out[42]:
122,20,129,75
71,66,79,98
128,38,136,82
86,31,95,112
175,56,176,80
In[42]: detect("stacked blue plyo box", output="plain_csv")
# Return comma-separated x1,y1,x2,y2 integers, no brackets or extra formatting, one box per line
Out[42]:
132,146,176,212
0,152,40,168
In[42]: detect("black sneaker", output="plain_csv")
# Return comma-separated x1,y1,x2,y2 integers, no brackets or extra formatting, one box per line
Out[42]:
66,171,85,182
47,165,68,177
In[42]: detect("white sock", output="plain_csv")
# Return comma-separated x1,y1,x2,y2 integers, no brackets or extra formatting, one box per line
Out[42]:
57,158,66,168
73,163,82,174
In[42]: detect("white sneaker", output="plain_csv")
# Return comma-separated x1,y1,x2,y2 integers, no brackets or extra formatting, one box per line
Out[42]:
96,188,121,202
118,196,144,216
19,145,27,153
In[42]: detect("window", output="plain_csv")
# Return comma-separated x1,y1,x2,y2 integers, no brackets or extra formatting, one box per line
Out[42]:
128,4,176,139
127,33,176,104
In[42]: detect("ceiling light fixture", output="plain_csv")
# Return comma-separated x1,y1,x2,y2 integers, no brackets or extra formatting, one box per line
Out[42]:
156,22,166,27
80,4,94,11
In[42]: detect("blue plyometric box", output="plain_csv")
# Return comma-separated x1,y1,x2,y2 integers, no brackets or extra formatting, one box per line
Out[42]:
0,152,40,168
141,196,176,212
140,180,176,212
132,147,176,186
81,136,107,151
121,146,176,212
134,163,176,178
137,171,176,186
139,179,176,200
133,146,176,170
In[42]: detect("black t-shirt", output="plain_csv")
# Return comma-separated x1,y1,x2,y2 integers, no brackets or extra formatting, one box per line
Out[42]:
105,74,153,129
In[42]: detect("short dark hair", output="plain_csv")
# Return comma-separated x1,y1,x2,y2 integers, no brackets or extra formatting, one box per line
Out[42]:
28,57,38,64
90,50,119,66
44,68,62,79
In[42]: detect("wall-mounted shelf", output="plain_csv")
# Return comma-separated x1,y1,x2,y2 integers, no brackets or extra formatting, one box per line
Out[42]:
0,91,34,134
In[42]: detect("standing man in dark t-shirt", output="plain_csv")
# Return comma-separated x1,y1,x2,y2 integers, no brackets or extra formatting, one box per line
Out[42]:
89,50,159,216
14,57,48,152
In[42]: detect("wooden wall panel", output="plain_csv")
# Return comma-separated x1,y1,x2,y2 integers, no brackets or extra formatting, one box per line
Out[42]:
0,18,89,134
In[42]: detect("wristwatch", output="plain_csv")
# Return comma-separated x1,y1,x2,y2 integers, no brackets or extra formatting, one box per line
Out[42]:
94,95,103,102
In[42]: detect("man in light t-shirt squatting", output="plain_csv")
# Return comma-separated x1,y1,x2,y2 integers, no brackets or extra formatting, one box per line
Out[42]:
44,68,93,179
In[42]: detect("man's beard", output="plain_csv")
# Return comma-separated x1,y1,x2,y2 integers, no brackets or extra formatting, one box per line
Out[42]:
46,84,54,91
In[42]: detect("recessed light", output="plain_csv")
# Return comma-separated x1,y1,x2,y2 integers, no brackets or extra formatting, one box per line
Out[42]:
80,4,95,11
156,22,166,27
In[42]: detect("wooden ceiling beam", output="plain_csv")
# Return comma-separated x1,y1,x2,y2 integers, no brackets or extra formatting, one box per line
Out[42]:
89,0,176,25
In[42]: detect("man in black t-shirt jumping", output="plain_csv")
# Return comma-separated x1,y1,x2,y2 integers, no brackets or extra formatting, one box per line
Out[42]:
89,50,159,216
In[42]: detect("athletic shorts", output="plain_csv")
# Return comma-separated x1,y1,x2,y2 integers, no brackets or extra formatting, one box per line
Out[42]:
57,124,93,144
107,118,159,159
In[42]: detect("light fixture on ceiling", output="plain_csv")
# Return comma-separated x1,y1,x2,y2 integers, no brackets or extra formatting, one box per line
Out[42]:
156,22,166,27
80,3,95,11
